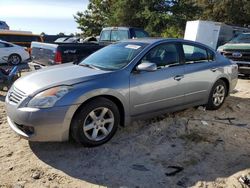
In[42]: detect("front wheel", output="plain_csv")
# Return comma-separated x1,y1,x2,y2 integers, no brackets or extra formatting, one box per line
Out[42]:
206,80,227,110
70,97,120,147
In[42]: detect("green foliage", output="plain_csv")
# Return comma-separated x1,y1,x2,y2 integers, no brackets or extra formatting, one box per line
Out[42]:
198,0,250,26
74,0,250,38
74,0,113,36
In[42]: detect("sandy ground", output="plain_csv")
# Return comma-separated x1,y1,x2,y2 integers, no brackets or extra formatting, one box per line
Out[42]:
0,78,249,188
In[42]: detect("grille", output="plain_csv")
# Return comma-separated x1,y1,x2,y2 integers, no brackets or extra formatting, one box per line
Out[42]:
8,87,26,104
222,50,250,62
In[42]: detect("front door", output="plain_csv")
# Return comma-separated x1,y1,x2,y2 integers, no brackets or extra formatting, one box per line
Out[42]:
129,43,185,116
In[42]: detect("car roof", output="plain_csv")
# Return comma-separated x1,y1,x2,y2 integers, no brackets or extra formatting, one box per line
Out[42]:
121,38,215,51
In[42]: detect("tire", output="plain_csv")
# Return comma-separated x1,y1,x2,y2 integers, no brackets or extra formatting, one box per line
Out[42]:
206,79,227,110
8,54,21,65
70,97,120,147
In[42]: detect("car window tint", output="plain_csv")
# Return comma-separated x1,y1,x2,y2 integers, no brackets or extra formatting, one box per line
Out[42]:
100,30,111,41
183,44,208,63
111,30,128,41
142,43,179,68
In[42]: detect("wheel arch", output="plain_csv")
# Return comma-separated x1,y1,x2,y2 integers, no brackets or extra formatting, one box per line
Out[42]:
70,94,126,129
218,77,230,96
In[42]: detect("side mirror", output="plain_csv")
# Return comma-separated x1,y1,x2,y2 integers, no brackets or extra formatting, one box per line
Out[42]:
136,61,157,72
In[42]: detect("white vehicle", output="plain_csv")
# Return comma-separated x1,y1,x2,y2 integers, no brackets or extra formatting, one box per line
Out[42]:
184,20,250,50
0,40,30,65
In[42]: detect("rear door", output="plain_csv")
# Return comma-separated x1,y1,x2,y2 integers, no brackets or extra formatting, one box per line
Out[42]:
180,42,219,105
129,42,185,116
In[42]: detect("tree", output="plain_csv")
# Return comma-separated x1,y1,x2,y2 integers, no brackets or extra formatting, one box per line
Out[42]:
74,0,200,37
197,0,250,26
74,0,113,36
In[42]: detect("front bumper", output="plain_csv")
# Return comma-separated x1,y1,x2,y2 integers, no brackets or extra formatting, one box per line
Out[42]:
233,61,250,75
5,100,78,142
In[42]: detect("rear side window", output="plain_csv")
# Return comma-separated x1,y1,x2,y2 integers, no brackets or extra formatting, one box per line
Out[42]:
110,30,128,41
100,30,111,41
183,44,210,64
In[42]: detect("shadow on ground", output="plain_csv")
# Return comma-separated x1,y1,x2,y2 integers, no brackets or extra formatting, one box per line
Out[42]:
29,95,250,187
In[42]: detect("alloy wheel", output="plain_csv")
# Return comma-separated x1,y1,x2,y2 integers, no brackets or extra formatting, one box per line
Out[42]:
83,107,114,141
212,85,225,106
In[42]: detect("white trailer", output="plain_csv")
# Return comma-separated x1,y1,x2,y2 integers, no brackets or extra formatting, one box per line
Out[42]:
184,20,250,49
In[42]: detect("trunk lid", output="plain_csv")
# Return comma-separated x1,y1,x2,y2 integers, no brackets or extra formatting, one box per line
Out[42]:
31,42,59,66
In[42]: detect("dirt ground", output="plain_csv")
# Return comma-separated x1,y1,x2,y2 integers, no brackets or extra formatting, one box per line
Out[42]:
0,78,249,188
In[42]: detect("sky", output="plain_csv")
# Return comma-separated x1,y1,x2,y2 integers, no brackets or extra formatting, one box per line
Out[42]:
0,0,88,35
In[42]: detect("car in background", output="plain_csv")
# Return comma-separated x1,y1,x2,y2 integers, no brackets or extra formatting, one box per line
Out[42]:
218,33,250,76
6,39,238,146
30,27,150,69
0,21,9,30
0,40,30,65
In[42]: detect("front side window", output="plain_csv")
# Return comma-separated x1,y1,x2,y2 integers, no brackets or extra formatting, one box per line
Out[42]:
183,44,209,64
142,43,179,68
80,42,147,70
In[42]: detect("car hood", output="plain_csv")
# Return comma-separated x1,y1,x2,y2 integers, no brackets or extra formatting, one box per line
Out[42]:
219,43,250,50
14,63,110,95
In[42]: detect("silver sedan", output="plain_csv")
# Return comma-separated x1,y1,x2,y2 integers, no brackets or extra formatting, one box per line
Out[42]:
5,39,238,146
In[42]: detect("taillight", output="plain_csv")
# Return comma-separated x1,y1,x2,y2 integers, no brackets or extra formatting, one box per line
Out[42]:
54,51,62,64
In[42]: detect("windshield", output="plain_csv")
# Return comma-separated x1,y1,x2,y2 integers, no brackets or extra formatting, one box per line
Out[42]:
229,33,250,43
79,42,147,70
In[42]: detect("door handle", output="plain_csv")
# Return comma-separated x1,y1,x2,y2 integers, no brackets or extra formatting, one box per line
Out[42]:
174,75,184,81
210,67,218,72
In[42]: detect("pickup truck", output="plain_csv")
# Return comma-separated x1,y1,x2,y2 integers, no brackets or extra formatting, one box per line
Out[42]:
218,33,250,76
30,27,149,69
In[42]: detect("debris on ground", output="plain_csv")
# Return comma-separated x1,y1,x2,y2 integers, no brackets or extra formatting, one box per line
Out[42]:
165,166,184,176
239,175,250,187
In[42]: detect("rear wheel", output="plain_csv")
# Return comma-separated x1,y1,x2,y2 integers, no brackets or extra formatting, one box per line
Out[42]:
71,97,120,147
8,54,21,65
206,80,227,110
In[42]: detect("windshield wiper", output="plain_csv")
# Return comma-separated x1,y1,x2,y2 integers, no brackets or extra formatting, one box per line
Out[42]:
79,63,100,70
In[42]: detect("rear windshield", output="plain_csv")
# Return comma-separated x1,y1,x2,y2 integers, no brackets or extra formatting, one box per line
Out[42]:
79,42,148,70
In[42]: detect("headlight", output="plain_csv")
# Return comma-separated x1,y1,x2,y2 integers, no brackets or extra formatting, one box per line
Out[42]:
28,86,72,108
217,46,224,52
